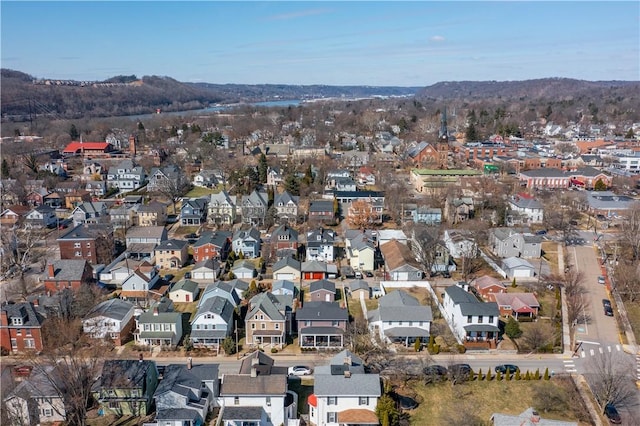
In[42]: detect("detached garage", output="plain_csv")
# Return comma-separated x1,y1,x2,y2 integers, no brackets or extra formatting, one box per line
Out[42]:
502,257,535,279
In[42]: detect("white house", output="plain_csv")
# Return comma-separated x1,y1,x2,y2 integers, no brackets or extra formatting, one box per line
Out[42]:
271,280,296,297
508,194,544,225
169,279,200,303
443,229,478,258
272,256,301,281
198,282,242,309
344,231,376,272
219,373,290,426
501,257,536,278
442,283,500,348
82,298,135,346
367,290,432,347
306,228,336,262
309,350,381,426
134,299,183,347
4,367,66,425
190,295,235,349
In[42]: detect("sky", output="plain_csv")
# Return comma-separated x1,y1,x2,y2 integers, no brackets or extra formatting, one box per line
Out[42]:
1,1,639,86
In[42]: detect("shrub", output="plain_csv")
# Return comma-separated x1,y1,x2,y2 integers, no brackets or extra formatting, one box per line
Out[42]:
496,370,502,381
505,368,512,381
534,368,541,380
485,369,493,381
515,369,521,380
457,344,466,354
544,367,550,380
505,317,523,339
221,337,237,355
271,347,278,354
414,337,422,352
477,368,484,381
524,370,531,380
512,277,517,288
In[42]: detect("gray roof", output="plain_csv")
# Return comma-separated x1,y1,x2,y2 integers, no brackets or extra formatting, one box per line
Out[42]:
1,302,46,327
464,324,500,332
155,363,218,398
309,279,336,293
271,224,298,240
299,326,345,335
313,373,381,397
156,408,201,422
248,292,286,321
194,295,234,323
384,327,430,337
96,360,156,390
587,191,637,210
156,239,188,251
239,351,275,375
221,406,263,421
271,280,295,293
57,224,112,241
272,256,300,271
446,285,499,316
349,279,370,292
193,231,231,248
502,257,535,270
301,260,327,272
220,374,287,396
48,259,89,281
510,196,543,210
233,227,261,242
138,310,181,324
170,279,200,294
85,298,134,321
309,200,334,212
378,290,419,307
126,225,167,240
296,301,348,321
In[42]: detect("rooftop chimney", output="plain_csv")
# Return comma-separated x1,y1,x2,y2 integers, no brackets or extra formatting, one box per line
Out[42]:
251,366,257,378
187,357,192,370
344,356,352,366
344,370,351,378
48,263,55,278
251,357,260,366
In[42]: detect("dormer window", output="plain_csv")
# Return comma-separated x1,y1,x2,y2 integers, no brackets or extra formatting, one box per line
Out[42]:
12,317,23,326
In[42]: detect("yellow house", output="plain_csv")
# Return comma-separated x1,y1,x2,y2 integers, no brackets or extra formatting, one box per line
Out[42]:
138,201,168,226
154,239,188,269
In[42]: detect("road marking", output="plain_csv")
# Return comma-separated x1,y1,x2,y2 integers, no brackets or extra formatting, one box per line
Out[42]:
616,344,621,351
607,346,612,353
577,340,601,345
599,347,604,354
590,349,595,356
581,351,586,358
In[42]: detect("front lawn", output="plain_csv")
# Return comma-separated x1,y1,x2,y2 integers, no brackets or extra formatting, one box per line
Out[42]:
185,186,220,198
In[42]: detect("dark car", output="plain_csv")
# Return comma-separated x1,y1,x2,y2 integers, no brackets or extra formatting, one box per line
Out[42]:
602,299,612,309
535,229,547,235
604,304,614,317
604,404,622,424
442,271,451,278
185,233,198,239
494,364,519,375
365,271,374,278
423,365,447,383
164,274,175,282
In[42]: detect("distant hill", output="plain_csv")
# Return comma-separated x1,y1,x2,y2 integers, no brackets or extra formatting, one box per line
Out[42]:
1,69,638,122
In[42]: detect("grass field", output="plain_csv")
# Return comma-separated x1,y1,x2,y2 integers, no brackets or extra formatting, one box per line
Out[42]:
185,186,220,198
405,377,590,425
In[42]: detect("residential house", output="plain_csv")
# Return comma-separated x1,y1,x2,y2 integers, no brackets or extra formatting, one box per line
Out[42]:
349,280,370,300
82,298,135,345
120,262,163,306
232,260,257,279
410,228,454,275
502,257,536,279
147,165,182,193
301,260,330,281
472,275,507,301
43,191,64,208
297,301,348,349
266,166,284,187
198,281,242,309
57,224,114,265
444,197,475,224
413,206,443,225
309,199,335,224
493,293,540,320
190,295,235,350
273,191,299,224
443,229,478,259
378,230,408,247
232,227,262,258
0,205,30,227
207,191,237,225
109,204,138,230
489,228,542,259
25,205,57,228
42,259,94,294
26,187,50,207
191,258,221,281
357,166,376,186
245,292,290,349
308,350,381,426
380,240,423,281
126,225,167,260
442,283,500,348
134,299,183,347
81,160,107,182
98,257,145,288
219,372,290,426
72,201,109,227
306,228,336,262
508,194,544,225
270,224,299,260
0,302,46,354
106,160,146,192
181,198,208,226
92,359,159,416
86,180,107,197
155,239,189,270
169,279,200,303
272,256,301,281
64,190,92,209
344,230,376,272
309,280,337,302
271,280,296,297
137,201,168,226
151,362,219,426
326,176,357,192
193,231,232,263
368,290,432,347
583,190,638,217
240,190,268,225
4,367,66,425
193,169,222,188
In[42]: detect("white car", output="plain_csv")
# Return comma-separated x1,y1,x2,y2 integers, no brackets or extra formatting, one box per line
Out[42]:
288,365,312,376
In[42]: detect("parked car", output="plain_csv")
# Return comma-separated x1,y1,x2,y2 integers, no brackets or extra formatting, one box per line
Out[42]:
602,299,612,309
184,272,192,279
365,271,374,278
535,229,547,235
288,365,313,376
598,276,606,285
423,365,448,383
604,304,614,317
442,271,451,278
164,274,175,282
604,404,622,424
494,364,519,375
185,233,199,239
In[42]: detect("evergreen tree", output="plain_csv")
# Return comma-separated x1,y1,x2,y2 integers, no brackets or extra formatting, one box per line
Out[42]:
505,317,523,339
534,368,541,380
1,158,9,179
414,337,421,352
284,172,300,195
486,369,493,381
69,124,80,140
524,370,531,380
477,368,483,381
258,154,268,184
515,369,521,380
375,394,399,426
303,164,313,185
465,122,479,142
544,367,550,380
496,370,502,381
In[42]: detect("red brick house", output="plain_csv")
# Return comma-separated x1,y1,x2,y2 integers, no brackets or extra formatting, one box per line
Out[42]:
192,231,231,263
493,293,540,320
308,200,335,224
57,224,114,265
472,275,507,301
43,259,94,294
270,224,299,260
1,302,46,354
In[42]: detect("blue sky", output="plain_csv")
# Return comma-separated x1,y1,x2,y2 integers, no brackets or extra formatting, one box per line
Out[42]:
1,1,638,86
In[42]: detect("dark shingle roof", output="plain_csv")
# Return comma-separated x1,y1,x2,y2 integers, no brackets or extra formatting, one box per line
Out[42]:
85,298,134,321
220,374,287,396
296,301,348,321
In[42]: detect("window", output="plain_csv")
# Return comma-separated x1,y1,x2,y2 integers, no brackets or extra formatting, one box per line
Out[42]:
25,329,31,337
327,412,337,422
251,323,255,330
75,251,82,257
359,396,369,405
261,323,266,330
305,320,311,327
43,408,53,417
86,242,91,248
11,317,23,326
488,316,494,323
10,338,17,348
327,396,337,405
478,315,483,324
16,329,22,336
467,316,472,323
275,323,280,330
234,396,239,405
266,396,271,406
398,321,403,326
74,242,81,248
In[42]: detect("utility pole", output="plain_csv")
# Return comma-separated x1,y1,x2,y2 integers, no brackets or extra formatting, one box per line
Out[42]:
235,318,239,359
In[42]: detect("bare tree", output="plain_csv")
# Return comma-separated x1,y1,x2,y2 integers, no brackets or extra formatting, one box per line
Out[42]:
619,202,640,262
411,224,444,276
519,321,557,352
0,223,46,279
586,351,638,411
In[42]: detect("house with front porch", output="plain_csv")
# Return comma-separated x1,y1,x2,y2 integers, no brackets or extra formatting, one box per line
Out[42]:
442,283,500,349
507,194,544,225
489,228,542,259
134,298,183,347
207,190,237,225
306,228,336,262
245,292,291,349
273,191,299,224
493,292,540,320
240,190,268,225
296,301,348,349
232,227,262,258
82,298,135,345
190,295,235,351
367,290,432,347
180,198,208,226
154,239,189,270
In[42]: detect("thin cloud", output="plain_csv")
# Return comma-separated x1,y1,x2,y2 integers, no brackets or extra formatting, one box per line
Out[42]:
430,35,445,42
267,8,332,21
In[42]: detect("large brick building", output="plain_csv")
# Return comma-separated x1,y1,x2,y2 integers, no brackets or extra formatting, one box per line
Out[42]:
57,224,114,265
1,302,46,354
42,259,94,294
